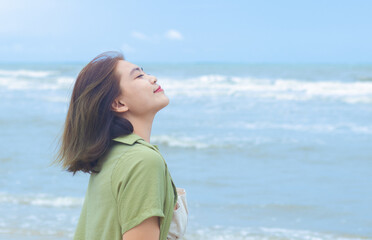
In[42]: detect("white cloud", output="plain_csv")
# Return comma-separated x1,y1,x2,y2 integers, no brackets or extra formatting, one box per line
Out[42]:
130,30,183,42
165,29,183,40
121,43,135,53
131,31,147,40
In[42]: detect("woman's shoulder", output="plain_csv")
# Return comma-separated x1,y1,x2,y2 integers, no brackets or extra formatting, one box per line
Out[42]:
124,145,164,166
111,143,165,175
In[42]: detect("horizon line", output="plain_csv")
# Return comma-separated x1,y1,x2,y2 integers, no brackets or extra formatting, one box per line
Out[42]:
0,60,372,65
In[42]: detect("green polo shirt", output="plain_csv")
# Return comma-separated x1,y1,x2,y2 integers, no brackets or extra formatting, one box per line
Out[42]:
73,133,178,240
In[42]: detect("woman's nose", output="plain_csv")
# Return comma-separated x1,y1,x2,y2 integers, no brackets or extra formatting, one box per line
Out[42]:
150,75,157,84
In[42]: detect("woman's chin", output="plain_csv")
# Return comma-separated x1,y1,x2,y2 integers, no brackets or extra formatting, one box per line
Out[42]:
156,96,170,112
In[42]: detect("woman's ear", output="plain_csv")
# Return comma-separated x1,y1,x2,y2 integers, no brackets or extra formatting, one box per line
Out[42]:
111,98,129,113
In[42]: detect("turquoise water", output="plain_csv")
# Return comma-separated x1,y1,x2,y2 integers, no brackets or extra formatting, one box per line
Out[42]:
0,63,371,239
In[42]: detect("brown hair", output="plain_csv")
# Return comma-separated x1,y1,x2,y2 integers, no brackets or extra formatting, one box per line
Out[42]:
55,51,133,174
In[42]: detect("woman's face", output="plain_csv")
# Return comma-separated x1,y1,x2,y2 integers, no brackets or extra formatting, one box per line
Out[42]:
113,60,169,116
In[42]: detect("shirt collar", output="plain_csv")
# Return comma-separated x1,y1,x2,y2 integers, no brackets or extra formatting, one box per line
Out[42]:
112,133,159,151
112,132,142,145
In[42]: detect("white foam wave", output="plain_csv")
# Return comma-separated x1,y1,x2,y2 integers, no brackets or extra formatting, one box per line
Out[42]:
0,69,55,78
239,122,372,134
0,76,74,90
1,73,372,104
151,134,274,149
0,225,366,240
0,192,83,208
186,226,368,240
160,75,372,103
150,124,372,150
152,135,210,149
151,135,300,149
0,227,73,238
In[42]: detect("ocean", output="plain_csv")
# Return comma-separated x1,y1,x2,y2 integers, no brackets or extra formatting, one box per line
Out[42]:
0,62,371,239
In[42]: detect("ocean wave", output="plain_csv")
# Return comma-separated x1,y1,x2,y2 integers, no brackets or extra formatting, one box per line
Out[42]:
160,75,372,103
0,227,73,238
151,134,264,149
0,69,55,78
238,122,372,134
1,73,372,103
358,76,372,82
0,192,83,208
151,135,210,149
222,203,318,212
151,135,270,149
0,225,368,240
186,226,370,240
151,125,372,150
0,76,74,90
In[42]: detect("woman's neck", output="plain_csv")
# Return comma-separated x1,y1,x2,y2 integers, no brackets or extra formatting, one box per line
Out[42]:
123,113,155,143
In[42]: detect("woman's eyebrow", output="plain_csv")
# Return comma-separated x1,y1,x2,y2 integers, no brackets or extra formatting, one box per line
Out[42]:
129,67,141,76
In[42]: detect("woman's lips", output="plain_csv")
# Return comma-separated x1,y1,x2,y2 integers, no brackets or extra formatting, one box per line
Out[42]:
154,86,163,93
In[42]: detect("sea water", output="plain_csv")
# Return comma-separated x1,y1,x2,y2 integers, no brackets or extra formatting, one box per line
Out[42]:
0,63,371,239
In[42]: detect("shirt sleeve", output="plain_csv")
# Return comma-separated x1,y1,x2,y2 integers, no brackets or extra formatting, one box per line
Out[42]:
111,148,167,235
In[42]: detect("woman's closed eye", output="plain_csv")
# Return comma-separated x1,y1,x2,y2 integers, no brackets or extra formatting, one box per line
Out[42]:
136,74,144,79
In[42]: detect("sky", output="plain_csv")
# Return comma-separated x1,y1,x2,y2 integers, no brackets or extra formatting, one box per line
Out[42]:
0,0,371,63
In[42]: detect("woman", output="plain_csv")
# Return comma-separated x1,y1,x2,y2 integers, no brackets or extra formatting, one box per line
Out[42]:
56,52,188,240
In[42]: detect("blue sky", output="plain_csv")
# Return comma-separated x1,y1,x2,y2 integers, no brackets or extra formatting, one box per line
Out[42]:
0,0,371,63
